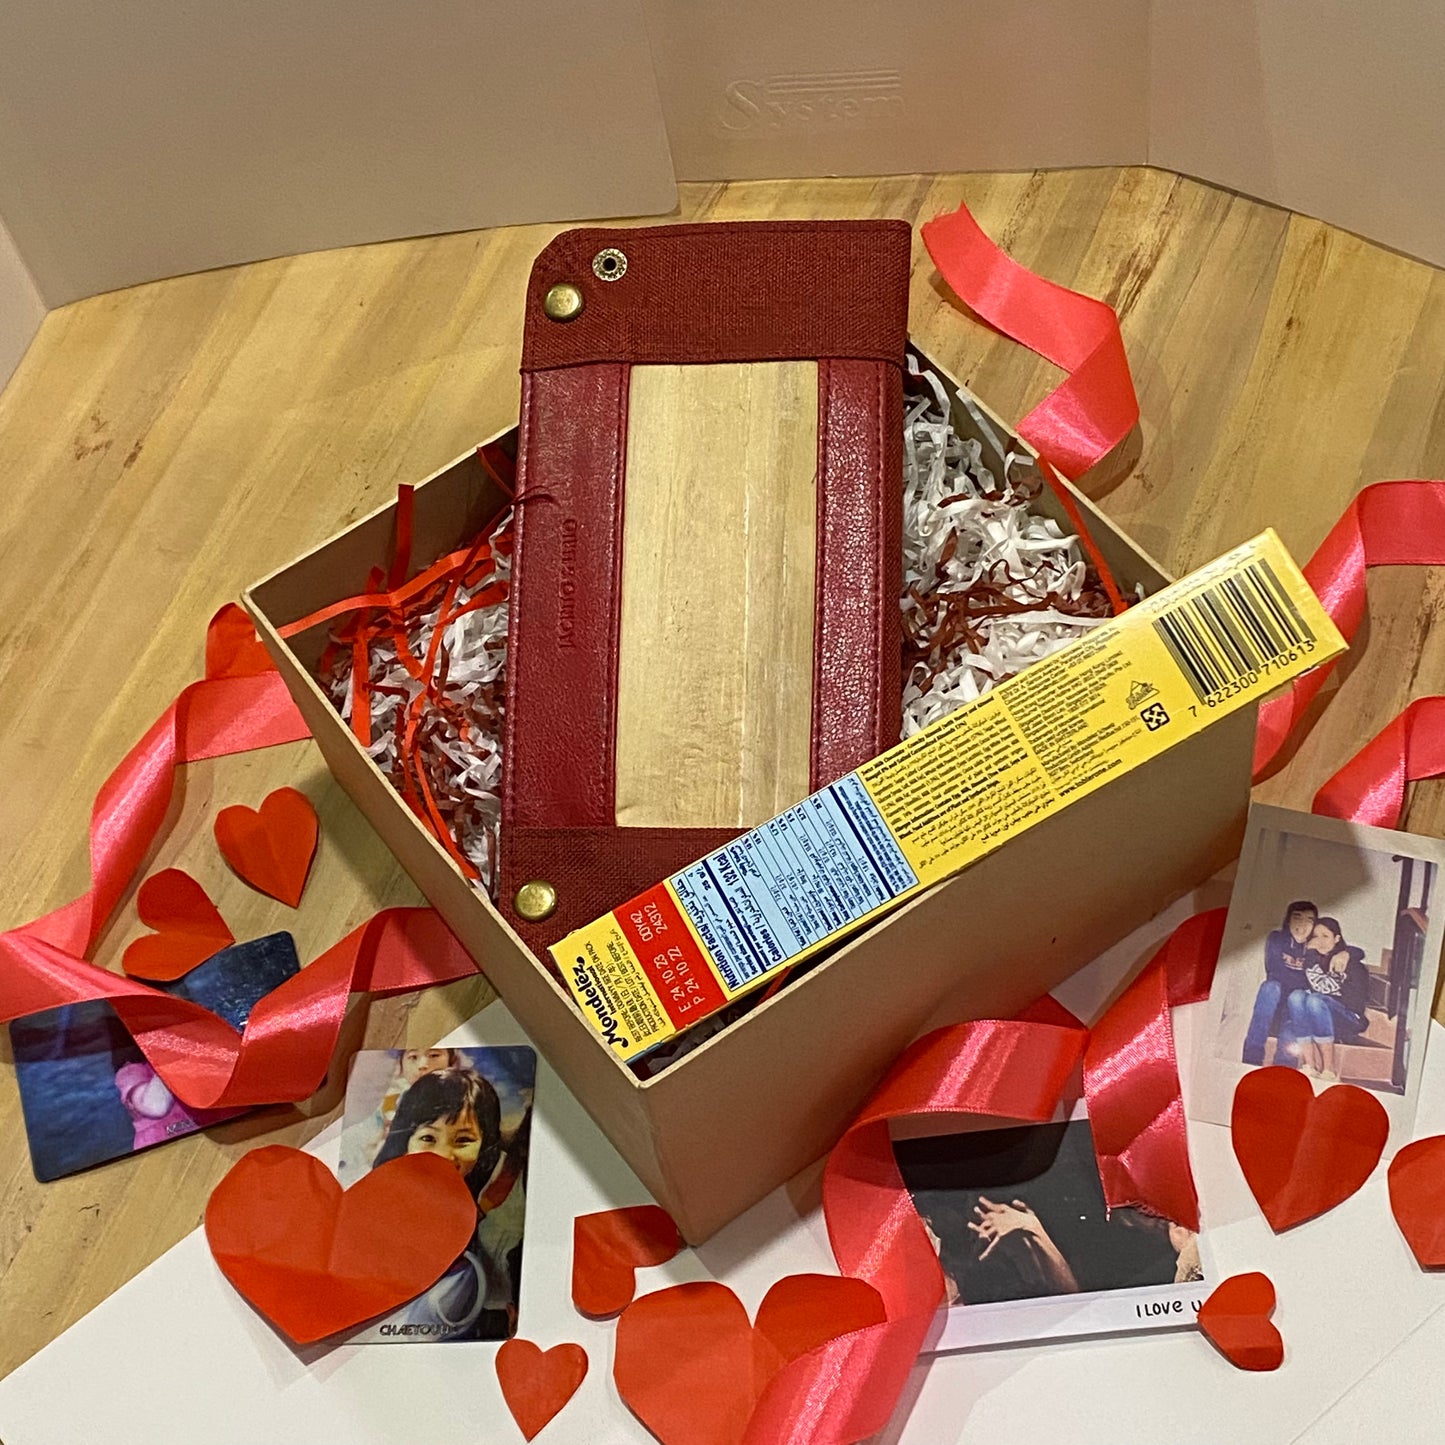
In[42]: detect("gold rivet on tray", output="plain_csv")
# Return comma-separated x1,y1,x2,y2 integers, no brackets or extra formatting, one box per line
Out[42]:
543,282,584,321
513,879,558,922
592,247,627,282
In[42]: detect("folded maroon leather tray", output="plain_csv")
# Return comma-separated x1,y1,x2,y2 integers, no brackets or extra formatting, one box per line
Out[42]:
498,219,912,952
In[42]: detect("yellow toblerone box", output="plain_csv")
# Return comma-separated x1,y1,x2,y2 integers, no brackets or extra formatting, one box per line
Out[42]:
553,530,1346,1060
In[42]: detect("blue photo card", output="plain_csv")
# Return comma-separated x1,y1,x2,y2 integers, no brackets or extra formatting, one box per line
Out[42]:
12,931,300,1181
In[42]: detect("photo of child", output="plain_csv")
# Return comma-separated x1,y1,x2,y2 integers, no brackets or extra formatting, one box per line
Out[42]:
1192,804,1445,1139
338,1046,535,1344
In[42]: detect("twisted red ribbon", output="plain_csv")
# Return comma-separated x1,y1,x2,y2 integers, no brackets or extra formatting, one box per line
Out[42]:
1253,480,1445,777
0,605,480,1112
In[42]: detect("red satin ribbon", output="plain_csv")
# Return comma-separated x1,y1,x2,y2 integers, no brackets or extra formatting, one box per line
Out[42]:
746,1016,1088,1445
1253,480,1445,776
0,604,480,1112
8,604,310,958
921,201,1134,613
750,914,1224,1445
764,215,1445,1445
0,906,476,1110
921,200,1139,483
1083,908,1226,1234
1312,696,1445,829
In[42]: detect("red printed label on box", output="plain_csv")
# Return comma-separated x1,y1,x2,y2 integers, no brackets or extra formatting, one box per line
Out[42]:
616,883,725,1029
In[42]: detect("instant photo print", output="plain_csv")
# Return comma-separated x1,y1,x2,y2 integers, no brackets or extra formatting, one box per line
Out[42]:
337,1046,537,1343
896,1099,1207,1352
12,932,300,1182
1190,804,1445,1143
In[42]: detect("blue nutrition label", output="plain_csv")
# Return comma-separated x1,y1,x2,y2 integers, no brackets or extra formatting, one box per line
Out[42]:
671,774,919,992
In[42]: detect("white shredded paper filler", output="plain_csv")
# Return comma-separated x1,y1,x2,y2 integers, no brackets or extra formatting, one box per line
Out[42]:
900,356,1109,736
324,365,1109,894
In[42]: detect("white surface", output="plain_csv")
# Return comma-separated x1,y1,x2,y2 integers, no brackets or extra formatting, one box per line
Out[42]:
2,894,1443,1443
0,213,43,391
0,0,677,305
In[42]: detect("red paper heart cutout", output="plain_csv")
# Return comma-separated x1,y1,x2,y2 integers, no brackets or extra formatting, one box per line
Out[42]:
1388,1134,1445,1267
573,1204,683,1318
1231,1066,1389,1230
122,868,235,981
206,603,275,679
214,787,319,907
614,1275,886,1445
1197,1272,1283,1371
495,1339,588,1441
205,1146,476,1344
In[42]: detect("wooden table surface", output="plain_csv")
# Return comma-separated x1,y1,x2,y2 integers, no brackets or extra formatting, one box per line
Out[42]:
3,166,1444,1383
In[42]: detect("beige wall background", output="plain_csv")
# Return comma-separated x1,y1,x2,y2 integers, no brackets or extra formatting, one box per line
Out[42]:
2,0,1444,391
1149,0,1445,270
0,216,43,388
0,0,677,307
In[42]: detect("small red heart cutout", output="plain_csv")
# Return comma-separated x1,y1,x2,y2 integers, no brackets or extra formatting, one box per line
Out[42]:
1389,1134,1445,1268
122,868,235,981
1232,1067,1388,1230
573,1205,683,1318
205,1146,476,1344
614,1275,886,1445
496,1339,588,1441
214,787,319,907
1197,1272,1283,1370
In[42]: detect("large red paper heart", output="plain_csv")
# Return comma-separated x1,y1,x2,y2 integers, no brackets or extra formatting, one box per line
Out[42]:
214,787,319,907
1231,1066,1389,1230
614,1275,886,1445
573,1204,683,1318
1388,1134,1445,1267
495,1339,588,1441
122,868,235,981
1197,1272,1283,1371
205,1146,476,1344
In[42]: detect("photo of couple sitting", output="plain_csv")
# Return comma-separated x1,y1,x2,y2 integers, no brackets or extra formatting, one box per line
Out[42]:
1242,899,1369,1081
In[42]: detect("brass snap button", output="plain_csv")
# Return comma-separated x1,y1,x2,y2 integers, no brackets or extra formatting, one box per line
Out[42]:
513,879,558,922
543,283,584,322
592,247,627,282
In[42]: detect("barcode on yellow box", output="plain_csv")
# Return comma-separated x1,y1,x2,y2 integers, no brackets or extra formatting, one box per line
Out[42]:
554,531,1346,1060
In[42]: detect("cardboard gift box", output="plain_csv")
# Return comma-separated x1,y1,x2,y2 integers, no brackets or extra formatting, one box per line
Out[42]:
245,345,1258,1242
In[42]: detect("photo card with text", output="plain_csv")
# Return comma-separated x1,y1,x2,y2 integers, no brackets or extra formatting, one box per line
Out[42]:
896,1098,1207,1352
338,1045,536,1343
1189,803,1445,1142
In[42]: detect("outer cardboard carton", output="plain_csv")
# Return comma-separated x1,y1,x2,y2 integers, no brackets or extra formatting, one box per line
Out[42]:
245,350,1259,1241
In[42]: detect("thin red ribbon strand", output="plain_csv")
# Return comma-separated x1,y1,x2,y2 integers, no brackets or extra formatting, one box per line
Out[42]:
0,604,480,1112
1253,479,1445,777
